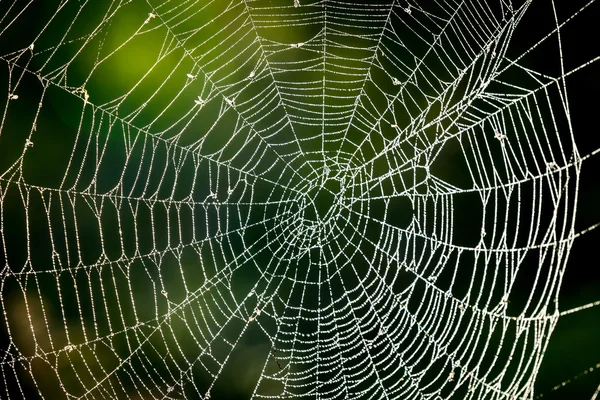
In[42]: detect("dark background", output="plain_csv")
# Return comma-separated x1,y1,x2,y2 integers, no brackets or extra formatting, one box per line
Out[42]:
0,0,598,399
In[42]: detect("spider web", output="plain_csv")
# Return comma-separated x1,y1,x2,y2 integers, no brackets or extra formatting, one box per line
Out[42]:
0,0,598,399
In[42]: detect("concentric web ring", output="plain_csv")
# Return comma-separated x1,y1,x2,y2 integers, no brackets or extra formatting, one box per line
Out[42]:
0,0,598,399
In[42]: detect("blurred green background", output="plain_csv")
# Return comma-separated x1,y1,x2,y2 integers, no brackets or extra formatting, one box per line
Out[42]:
0,0,598,399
